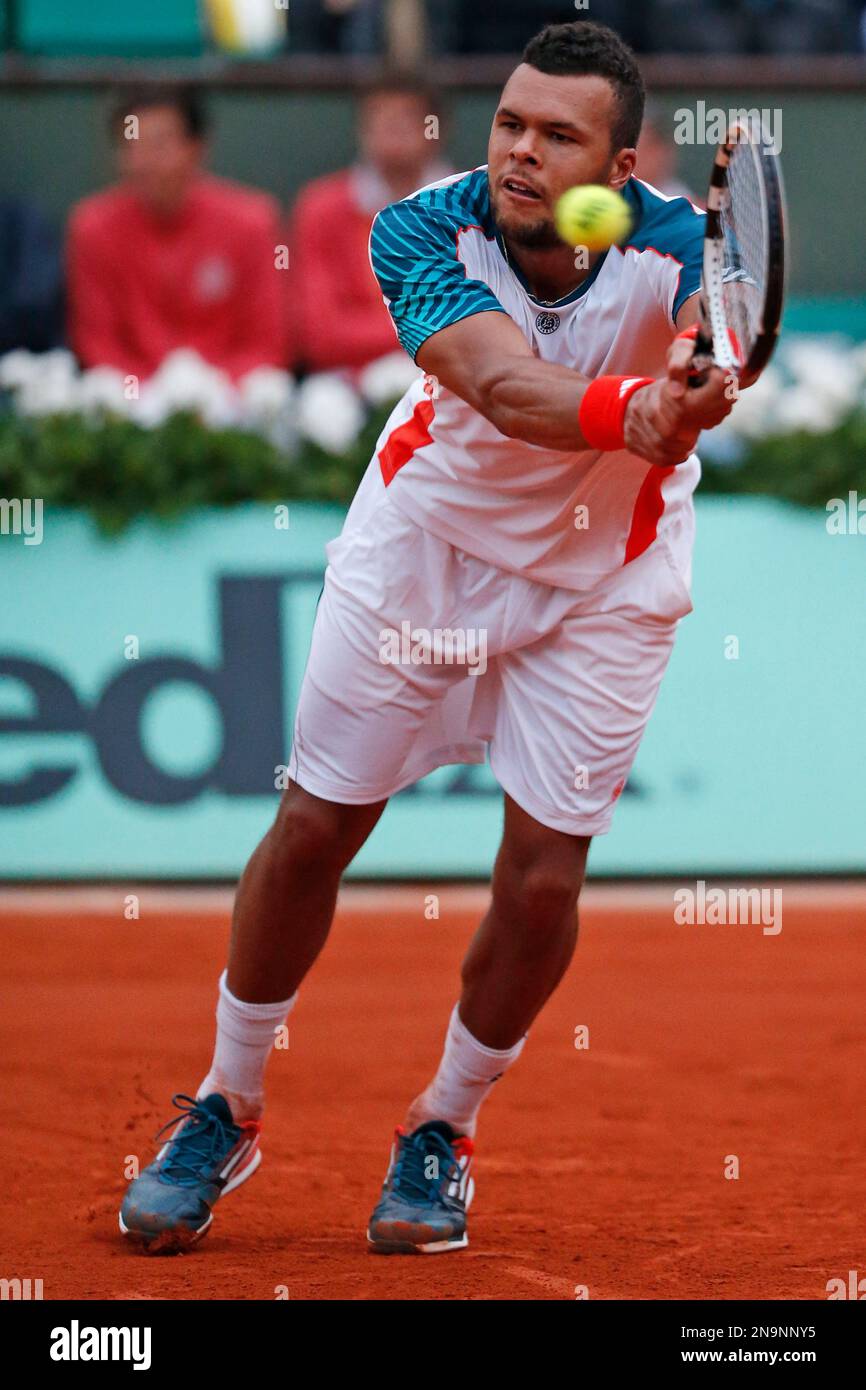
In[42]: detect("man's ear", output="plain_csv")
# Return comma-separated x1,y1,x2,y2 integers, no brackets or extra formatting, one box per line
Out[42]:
610,148,637,190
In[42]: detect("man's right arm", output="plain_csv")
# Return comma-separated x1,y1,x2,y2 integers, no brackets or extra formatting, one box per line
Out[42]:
417,310,732,467
370,195,731,468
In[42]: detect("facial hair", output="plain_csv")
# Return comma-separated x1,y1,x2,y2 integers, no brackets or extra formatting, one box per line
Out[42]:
489,158,615,251
497,210,561,249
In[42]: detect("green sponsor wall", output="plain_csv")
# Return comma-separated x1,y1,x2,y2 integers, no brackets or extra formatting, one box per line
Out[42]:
1,497,864,879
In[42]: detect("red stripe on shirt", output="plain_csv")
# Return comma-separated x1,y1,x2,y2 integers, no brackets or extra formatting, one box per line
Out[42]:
378,397,435,486
623,464,674,564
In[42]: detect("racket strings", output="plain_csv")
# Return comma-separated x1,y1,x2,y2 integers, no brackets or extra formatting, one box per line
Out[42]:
719,137,768,368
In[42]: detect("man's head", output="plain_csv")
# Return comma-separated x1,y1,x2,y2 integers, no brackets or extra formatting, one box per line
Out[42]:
358,74,445,192
111,86,208,217
488,21,645,249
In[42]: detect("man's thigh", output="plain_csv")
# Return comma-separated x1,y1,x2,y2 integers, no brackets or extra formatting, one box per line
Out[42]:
288,572,470,803
488,608,678,837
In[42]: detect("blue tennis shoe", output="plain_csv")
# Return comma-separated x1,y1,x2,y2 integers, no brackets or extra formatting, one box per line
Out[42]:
119,1093,261,1254
367,1120,474,1254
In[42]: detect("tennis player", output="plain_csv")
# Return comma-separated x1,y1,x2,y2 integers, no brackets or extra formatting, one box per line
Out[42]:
121,20,734,1255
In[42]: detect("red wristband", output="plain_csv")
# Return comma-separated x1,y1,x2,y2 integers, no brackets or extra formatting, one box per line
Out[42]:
676,323,700,343
578,374,654,452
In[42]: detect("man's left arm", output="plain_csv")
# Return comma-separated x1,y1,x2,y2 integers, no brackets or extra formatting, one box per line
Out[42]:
674,293,701,333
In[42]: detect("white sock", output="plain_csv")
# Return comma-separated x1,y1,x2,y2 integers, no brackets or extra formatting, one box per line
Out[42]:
197,970,297,1122
405,1004,527,1138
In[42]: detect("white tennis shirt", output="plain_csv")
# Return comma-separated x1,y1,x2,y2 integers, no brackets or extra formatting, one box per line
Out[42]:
359,165,706,591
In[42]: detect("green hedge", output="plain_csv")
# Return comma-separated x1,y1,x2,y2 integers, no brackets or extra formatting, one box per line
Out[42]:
1,406,864,535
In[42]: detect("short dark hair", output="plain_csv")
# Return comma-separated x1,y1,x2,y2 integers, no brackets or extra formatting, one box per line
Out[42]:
522,21,645,151
110,84,208,141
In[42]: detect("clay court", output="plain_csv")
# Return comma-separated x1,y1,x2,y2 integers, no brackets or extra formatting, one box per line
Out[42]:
2,882,864,1302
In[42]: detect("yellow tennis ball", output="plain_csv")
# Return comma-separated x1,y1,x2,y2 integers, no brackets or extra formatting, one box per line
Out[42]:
554,185,632,252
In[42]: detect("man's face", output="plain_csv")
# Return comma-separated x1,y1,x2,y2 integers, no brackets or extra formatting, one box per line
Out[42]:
116,105,203,213
359,92,432,182
488,65,627,248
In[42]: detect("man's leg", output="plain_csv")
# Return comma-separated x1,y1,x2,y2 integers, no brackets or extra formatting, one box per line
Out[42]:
228,781,386,1002
120,780,386,1250
405,793,589,1135
366,794,588,1253
196,781,387,1120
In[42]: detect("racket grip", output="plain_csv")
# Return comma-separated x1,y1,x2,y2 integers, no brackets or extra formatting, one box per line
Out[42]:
685,326,714,389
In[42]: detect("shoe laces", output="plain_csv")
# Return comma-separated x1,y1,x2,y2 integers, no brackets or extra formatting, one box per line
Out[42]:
154,1094,238,1187
389,1128,463,1208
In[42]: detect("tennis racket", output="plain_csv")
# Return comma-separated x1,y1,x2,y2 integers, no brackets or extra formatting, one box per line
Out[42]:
690,116,787,389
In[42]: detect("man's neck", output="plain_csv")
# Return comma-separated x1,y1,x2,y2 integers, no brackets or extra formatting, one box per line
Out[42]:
503,237,602,304
132,178,201,224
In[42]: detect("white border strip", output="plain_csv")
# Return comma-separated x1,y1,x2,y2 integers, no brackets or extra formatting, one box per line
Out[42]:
0,882,864,918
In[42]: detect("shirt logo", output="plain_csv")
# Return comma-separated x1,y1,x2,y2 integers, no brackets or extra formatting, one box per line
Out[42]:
535,311,560,335
194,256,233,302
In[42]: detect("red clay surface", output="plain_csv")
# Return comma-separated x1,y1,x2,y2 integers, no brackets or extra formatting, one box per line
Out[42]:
1,883,865,1301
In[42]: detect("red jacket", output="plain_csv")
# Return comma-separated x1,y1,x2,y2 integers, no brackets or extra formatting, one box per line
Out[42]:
68,175,286,382
288,169,401,374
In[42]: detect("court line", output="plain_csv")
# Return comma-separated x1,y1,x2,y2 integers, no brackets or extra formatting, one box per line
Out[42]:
0,881,864,918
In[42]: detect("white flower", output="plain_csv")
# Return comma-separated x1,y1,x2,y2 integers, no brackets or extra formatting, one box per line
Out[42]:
785,338,861,414
725,365,783,440
0,348,44,390
358,350,418,406
2,348,81,414
772,388,847,434
136,349,239,428
238,367,297,451
35,348,79,381
13,350,78,414
239,366,294,423
78,367,129,418
296,372,365,453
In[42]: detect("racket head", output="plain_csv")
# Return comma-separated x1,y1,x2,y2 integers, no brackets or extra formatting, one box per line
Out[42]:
696,116,787,389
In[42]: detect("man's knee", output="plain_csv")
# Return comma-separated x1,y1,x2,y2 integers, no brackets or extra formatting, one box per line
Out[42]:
508,861,584,926
496,824,590,929
270,783,383,875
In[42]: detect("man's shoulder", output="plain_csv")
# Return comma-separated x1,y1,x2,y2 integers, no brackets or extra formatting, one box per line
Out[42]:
68,185,132,238
292,168,355,216
623,178,705,262
372,167,495,256
197,176,279,227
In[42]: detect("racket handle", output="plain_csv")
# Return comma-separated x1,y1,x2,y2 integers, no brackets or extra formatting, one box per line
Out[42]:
688,327,715,389
677,321,712,389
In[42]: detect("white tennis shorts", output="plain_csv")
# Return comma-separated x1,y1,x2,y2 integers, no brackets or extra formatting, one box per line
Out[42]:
289,473,694,836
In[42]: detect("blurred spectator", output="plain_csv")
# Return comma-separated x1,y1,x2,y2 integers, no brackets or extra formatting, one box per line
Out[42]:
635,104,701,203
452,2,645,53
651,0,861,53
0,198,64,354
282,0,862,53
285,0,384,54
288,74,451,375
68,86,285,383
